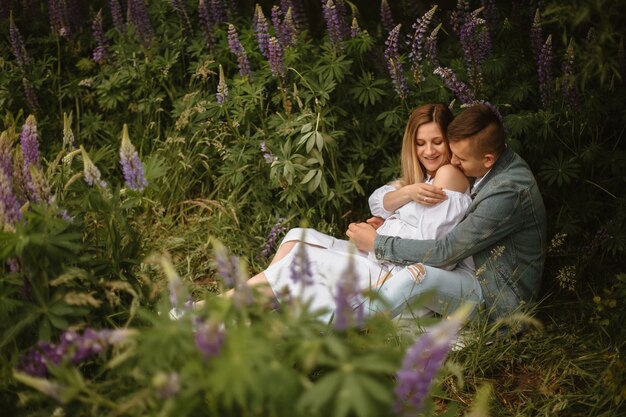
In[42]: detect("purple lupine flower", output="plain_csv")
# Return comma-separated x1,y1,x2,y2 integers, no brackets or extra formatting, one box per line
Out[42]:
459,12,490,92
289,241,313,286
350,17,362,38
380,0,395,34
253,4,270,57
213,245,240,288
530,9,543,64
260,141,276,165
128,0,155,48
281,7,297,47
20,115,40,172
268,36,286,79
408,5,437,83
281,0,306,32
209,0,226,25
198,0,215,47
195,320,226,360
80,146,107,188
227,24,252,78
321,0,346,50
216,64,228,104
9,16,31,69
0,170,22,226
393,305,471,415
425,23,442,68
108,0,126,33
384,24,408,99
333,255,364,331
17,328,133,377
22,78,39,111
48,0,71,38
537,34,554,107
561,39,578,111
450,0,469,37
119,124,148,192
433,67,475,104
260,218,286,259
92,9,107,64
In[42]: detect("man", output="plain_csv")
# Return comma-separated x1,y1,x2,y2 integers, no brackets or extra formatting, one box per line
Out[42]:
347,104,547,321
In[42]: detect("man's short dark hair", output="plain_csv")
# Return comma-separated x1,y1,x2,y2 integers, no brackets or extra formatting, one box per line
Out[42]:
448,104,505,157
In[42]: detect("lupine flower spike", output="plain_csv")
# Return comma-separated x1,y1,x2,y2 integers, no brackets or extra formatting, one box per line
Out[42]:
195,320,226,360
198,0,215,47
119,124,148,192
260,218,286,258
227,24,252,78
268,36,286,79
62,112,75,149
80,146,107,188
384,24,408,99
322,0,345,50
434,67,475,104
561,39,578,112
92,9,107,64
530,9,543,64
128,0,155,48
380,0,395,33
253,4,270,57
48,0,71,38
537,34,554,107
408,5,437,83
9,14,31,69
216,64,228,104
16,328,135,377
108,0,126,33
394,303,473,415
334,250,364,330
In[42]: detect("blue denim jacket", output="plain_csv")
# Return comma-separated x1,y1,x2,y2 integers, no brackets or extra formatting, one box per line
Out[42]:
374,147,547,321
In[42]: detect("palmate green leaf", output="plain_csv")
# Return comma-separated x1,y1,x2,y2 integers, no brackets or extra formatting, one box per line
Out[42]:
349,73,387,107
538,151,581,186
297,371,343,415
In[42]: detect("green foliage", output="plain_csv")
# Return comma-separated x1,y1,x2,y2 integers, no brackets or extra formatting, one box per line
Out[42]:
0,1,624,416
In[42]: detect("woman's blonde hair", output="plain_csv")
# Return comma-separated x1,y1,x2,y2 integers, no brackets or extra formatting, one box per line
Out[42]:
399,103,453,186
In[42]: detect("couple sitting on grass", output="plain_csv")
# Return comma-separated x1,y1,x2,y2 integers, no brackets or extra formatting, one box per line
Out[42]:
174,103,547,326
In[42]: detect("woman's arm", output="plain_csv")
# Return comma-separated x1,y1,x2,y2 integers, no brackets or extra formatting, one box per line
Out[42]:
381,182,448,212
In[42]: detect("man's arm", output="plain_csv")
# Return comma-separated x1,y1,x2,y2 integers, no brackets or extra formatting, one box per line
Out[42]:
374,187,524,267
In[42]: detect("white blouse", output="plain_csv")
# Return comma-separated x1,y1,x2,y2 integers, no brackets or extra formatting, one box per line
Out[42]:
367,178,474,271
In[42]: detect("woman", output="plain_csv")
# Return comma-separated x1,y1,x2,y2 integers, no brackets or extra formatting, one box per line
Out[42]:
175,104,480,321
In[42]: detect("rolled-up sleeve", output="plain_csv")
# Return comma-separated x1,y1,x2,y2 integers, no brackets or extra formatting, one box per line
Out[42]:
368,184,397,219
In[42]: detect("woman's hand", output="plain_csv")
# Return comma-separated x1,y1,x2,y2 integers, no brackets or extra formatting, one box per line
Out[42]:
366,216,385,230
405,182,447,206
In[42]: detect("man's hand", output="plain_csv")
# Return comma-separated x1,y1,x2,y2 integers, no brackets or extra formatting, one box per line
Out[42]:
346,222,377,252
365,216,384,230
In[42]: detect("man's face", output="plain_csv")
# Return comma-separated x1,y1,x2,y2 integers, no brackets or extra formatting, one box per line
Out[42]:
449,138,492,178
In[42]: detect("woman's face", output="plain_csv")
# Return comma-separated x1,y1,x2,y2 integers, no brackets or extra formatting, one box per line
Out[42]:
415,122,449,177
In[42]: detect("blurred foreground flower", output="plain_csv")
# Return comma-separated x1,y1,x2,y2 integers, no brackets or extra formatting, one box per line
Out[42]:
195,320,226,360
394,304,472,415
16,328,136,377
119,124,148,192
